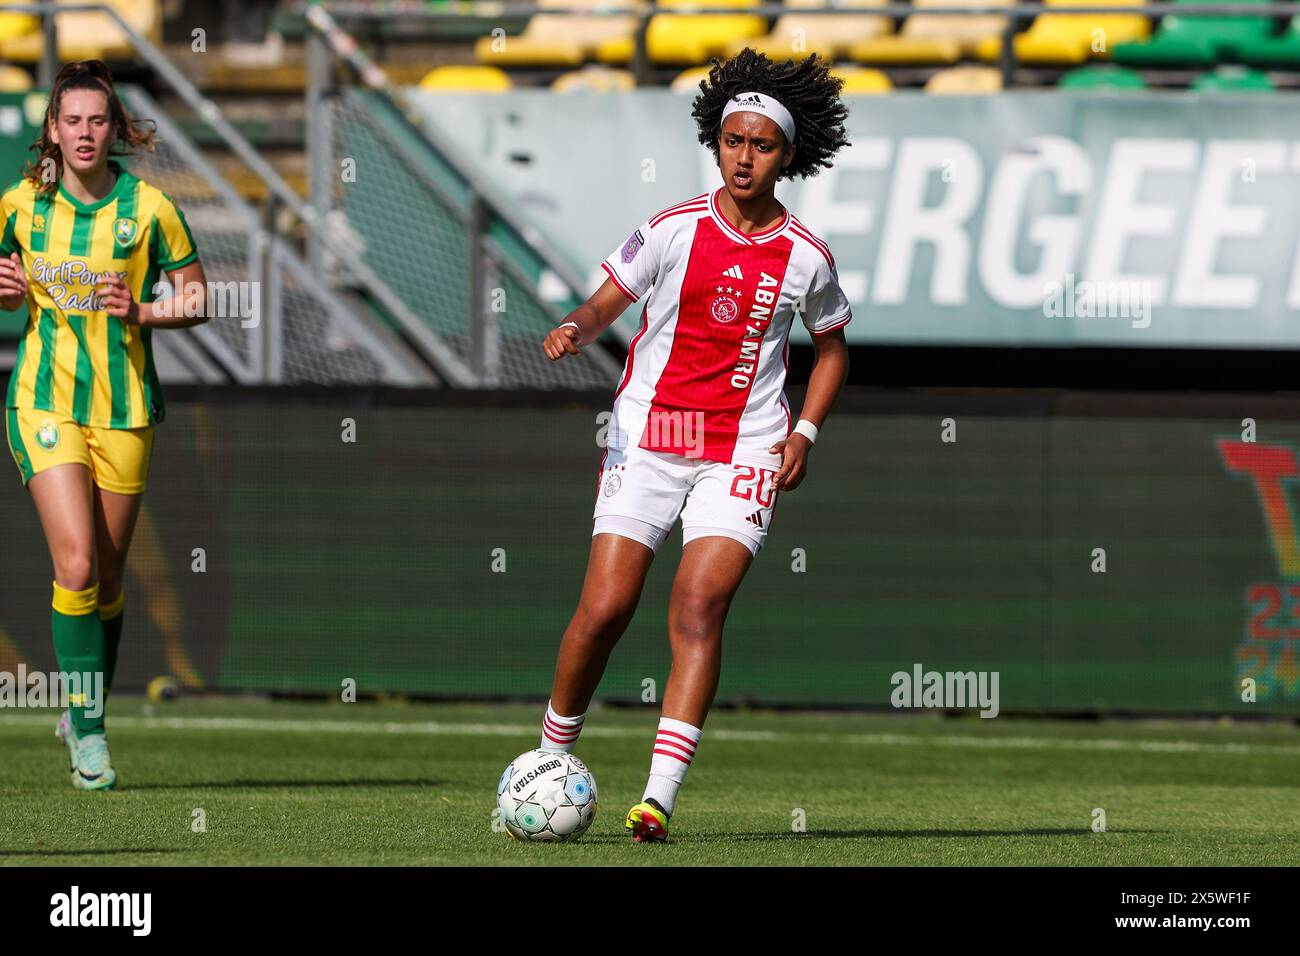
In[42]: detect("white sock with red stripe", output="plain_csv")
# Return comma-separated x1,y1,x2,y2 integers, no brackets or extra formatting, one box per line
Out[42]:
540,700,586,752
642,716,702,817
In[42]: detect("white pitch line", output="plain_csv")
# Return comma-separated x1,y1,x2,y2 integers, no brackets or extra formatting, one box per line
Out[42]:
0,713,1297,756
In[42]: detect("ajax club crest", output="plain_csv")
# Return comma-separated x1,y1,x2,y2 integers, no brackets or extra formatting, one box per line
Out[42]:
711,293,739,324
112,217,138,248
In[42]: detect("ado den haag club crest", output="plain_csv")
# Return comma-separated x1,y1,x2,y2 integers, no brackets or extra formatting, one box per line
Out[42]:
113,217,139,248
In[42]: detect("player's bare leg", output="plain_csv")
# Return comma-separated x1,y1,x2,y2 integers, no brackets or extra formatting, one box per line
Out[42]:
547,532,657,718
662,536,753,725
628,535,753,841
29,463,98,593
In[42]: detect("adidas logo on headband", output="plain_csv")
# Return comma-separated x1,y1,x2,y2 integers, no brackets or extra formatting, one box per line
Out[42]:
721,90,796,144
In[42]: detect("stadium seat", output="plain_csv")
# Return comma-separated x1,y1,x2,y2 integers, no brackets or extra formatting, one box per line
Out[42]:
725,0,892,62
417,66,513,93
674,62,893,97
1058,64,1148,88
851,0,1011,65
0,65,33,92
0,12,38,43
597,0,768,65
832,66,894,92
474,0,638,69
1112,0,1272,66
1191,65,1276,91
0,0,161,62
1231,16,1300,64
924,65,1003,93
551,66,637,92
978,0,1150,65
670,66,713,92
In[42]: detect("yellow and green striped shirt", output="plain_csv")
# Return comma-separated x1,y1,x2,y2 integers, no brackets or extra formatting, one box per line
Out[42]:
1,160,198,428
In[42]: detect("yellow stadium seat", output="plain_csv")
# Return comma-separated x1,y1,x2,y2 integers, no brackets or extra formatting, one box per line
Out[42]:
599,0,768,65
677,62,894,95
924,65,1003,93
979,0,1151,64
0,0,161,63
0,65,33,93
832,66,894,92
670,66,713,92
726,0,892,62
851,0,1012,65
476,0,638,68
0,12,38,43
418,66,513,93
594,35,636,64
551,66,637,92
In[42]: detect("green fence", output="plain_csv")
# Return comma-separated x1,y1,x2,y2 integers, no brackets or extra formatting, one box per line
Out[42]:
0,387,1296,715
0,91,43,339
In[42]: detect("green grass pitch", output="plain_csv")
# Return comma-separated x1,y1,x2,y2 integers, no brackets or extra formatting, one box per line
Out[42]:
1,698,1297,866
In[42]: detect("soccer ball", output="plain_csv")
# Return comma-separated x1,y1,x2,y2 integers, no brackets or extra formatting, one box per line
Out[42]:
497,749,597,842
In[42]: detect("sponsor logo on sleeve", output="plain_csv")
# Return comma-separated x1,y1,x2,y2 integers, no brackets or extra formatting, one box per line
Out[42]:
621,229,644,264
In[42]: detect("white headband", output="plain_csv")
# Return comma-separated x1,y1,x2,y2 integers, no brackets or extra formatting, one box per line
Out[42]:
721,91,796,145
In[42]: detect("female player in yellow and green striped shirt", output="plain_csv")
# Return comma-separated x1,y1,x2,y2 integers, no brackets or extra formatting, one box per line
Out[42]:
0,60,209,790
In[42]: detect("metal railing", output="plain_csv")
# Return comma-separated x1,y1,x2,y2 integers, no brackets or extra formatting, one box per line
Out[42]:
122,84,432,385
304,4,625,388
0,1,445,384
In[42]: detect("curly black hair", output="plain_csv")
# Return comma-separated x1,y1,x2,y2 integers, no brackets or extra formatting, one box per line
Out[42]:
691,49,850,182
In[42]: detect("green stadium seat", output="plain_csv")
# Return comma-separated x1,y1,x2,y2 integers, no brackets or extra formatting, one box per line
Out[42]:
1190,65,1276,91
1058,65,1148,89
1111,0,1273,66
1237,16,1300,64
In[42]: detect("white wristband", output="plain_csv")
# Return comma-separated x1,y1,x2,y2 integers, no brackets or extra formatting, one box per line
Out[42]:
793,419,819,444
557,321,580,335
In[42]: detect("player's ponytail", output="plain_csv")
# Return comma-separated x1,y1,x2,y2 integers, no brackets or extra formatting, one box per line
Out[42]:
23,59,157,195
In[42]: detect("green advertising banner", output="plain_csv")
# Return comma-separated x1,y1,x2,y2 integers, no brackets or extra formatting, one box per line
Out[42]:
0,90,45,338
412,91,1300,349
0,390,1296,716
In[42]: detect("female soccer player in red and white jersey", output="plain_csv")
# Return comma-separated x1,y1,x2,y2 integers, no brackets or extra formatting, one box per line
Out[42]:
538,50,851,842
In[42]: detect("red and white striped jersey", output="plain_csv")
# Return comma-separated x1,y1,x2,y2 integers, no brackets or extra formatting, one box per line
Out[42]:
599,187,851,469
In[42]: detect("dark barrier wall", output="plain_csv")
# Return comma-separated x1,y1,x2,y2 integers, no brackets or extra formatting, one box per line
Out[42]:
1,386,1297,716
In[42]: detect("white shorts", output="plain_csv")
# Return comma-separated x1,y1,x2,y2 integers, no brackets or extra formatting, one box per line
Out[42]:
592,443,780,556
